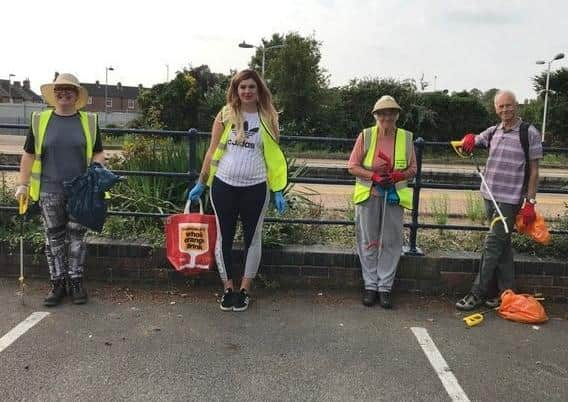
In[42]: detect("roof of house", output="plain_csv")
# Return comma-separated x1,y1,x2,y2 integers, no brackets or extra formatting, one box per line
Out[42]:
0,79,42,102
81,82,145,99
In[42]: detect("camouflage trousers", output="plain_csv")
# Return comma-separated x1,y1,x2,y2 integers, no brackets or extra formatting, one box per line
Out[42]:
39,192,88,280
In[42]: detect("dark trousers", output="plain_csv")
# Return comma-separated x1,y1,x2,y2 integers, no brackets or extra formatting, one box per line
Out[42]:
210,177,269,281
471,200,520,298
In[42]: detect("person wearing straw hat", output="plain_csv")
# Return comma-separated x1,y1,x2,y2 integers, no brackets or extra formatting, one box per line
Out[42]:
15,73,105,307
348,95,416,308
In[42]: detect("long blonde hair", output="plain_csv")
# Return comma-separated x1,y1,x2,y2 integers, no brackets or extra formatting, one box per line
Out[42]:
222,69,279,143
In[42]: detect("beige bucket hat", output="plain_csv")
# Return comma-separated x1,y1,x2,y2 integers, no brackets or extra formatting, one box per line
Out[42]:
371,95,401,114
40,73,89,110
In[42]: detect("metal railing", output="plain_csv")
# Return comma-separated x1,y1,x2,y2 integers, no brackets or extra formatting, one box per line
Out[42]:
1,124,567,256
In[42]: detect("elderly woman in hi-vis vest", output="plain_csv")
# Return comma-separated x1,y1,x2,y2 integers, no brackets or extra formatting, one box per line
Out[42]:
187,69,288,312
15,73,105,307
348,95,417,308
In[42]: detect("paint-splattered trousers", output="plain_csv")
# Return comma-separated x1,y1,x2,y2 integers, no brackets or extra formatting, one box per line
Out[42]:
355,194,404,292
39,192,88,280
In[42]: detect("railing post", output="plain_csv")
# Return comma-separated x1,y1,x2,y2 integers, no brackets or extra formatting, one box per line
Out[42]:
187,128,198,182
405,137,424,256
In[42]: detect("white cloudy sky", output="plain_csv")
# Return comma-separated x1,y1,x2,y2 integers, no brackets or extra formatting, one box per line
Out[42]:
3,0,567,101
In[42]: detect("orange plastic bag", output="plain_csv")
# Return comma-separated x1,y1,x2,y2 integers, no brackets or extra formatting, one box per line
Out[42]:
515,212,551,245
498,289,548,324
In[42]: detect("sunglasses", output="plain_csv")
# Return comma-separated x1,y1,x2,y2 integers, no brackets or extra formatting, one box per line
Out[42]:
54,86,78,93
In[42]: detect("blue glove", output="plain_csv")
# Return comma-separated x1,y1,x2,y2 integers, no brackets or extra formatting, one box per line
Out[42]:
188,182,205,202
386,186,399,205
274,191,287,214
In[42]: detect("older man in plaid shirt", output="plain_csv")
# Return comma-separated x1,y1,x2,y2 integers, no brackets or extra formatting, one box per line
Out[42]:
456,90,543,311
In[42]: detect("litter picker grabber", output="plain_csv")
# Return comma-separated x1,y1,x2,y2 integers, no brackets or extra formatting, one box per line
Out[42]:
375,151,393,259
463,295,545,327
450,140,509,234
17,193,29,305
463,307,499,328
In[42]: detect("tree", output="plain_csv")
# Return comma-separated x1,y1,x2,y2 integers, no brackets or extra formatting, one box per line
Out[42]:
251,32,328,135
136,66,231,131
338,77,434,138
420,91,491,141
533,67,568,145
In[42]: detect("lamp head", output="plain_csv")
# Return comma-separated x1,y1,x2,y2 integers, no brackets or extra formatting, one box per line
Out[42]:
238,41,254,49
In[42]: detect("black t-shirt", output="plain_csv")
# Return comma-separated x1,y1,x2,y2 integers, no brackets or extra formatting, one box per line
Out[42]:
23,112,104,193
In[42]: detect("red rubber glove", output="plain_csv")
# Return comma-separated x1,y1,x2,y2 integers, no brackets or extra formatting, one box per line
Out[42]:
520,201,536,226
390,171,406,183
461,133,476,153
371,172,392,188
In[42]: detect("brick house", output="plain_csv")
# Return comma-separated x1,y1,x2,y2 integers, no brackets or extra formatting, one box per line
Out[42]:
0,79,42,103
81,81,145,113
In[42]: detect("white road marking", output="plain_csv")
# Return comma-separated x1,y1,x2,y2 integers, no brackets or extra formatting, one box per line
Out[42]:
411,327,470,402
0,312,50,353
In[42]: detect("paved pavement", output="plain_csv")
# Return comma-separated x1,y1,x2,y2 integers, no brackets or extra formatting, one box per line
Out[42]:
1,280,566,401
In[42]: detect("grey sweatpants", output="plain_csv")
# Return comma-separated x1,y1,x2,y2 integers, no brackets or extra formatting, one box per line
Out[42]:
39,192,88,280
355,195,404,292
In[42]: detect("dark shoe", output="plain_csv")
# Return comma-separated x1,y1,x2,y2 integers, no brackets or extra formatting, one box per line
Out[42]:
43,279,66,307
362,290,377,307
456,293,483,311
378,291,392,309
70,277,88,305
484,296,501,309
233,289,250,312
220,288,235,311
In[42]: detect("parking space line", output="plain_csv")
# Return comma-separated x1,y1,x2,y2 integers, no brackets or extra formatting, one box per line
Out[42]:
411,327,470,402
0,312,51,353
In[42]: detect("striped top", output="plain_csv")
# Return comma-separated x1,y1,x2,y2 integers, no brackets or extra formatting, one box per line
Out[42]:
475,119,542,204
215,112,267,187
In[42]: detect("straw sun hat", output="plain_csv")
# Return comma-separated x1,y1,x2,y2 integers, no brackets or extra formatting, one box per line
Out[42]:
40,73,88,109
371,95,401,114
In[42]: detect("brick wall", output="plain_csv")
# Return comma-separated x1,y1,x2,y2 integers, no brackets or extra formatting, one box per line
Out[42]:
1,240,566,302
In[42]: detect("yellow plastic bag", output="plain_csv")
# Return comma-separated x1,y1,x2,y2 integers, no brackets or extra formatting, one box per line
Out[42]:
515,212,551,245
498,289,548,324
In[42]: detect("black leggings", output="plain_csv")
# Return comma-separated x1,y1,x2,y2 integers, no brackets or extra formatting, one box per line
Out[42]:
210,177,269,281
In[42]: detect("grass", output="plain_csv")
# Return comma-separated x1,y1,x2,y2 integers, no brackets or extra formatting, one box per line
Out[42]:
429,194,449,226
464,191,485,224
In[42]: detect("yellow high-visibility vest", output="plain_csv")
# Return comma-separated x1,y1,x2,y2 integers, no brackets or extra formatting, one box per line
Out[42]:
29,109,97,201
207,109,288,192
352,125,413,209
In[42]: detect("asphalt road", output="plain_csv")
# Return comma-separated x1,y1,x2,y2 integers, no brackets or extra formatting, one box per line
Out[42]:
1,280,566,402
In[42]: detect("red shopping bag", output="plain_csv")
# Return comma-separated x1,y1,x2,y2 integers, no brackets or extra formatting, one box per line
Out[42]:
165,200,217,275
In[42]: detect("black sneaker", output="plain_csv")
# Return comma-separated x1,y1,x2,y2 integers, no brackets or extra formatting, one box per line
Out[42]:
378,291,393,309
43,278,67,307
456,293,483,311
220,288,235,311
362,290,377,307
233,289,250,312
70,277,88,305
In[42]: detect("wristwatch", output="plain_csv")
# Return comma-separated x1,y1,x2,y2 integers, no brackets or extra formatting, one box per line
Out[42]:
527,198,537,205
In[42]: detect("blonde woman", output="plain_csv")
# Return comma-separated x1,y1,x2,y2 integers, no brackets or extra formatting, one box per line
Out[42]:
188,69,287,311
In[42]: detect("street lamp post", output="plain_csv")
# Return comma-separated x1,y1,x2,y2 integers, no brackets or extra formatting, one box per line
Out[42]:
8,74,15,103
105,66,115,123
238,41,284,76
536,53,564,143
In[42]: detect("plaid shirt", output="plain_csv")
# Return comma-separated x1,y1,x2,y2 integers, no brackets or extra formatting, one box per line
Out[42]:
475,118,543,205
